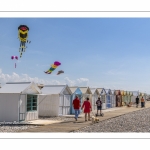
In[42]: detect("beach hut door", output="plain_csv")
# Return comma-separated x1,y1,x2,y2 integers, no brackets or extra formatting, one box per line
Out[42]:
19,94,26,122
92,94,97,110
63,95,71,115
59,95,71,115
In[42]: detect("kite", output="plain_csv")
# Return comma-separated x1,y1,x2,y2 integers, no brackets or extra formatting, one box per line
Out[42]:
11,56,18,68
18,25,31,58
44,61,61,74
57,70,64,75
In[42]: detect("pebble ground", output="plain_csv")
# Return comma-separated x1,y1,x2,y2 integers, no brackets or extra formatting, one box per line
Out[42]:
73,108,150,132
0,123,37,133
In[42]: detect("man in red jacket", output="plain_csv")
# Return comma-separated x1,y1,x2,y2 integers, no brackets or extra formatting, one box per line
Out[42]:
72,96,81,121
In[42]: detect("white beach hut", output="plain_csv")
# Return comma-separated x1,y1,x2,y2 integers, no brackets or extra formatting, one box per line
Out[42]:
131,91,140,103
90,88,100,111
38,85,72,117
0,82,42,122
111,90,116,108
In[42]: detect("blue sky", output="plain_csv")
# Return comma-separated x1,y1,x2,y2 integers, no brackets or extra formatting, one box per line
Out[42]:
0,18,150,93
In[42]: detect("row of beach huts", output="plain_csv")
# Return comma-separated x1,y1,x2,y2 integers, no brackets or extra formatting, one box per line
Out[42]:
0,82,148,122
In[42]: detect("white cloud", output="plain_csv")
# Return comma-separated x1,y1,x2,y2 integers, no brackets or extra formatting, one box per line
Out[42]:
64,77,76,86
0,69,88,87
0,69,60,85
76,78,89,86
64,77,89,86
51,80,61,85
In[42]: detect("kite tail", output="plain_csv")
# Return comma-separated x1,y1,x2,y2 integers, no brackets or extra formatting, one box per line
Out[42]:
26,40,31,43
15,63,16,68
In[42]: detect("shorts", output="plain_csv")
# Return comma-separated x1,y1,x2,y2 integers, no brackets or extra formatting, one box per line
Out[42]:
97,106,102,110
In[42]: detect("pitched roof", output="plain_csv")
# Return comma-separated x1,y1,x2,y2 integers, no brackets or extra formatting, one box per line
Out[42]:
97,88,106,94
69,86,78,94
115,90,121,95
110,89,115,94
41,85,72,95
78,87,92,94
104,89,111,94
90,88,99,95
0,82,41,94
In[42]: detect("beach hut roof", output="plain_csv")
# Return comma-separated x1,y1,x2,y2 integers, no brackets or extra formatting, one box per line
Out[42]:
36,83,44,89
69,86,78,94
111,89,115,94
97,88,106,94
115,90,121,95
78,87,92,94
0,82,41,94
105,89,111,94
41,84,72,95
90,88,99,95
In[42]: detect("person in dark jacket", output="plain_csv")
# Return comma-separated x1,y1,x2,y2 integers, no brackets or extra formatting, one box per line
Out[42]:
136,96,139,108
96,97,102,115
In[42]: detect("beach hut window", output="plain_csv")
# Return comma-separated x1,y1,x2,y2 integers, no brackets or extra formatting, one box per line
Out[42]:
27,95,37,111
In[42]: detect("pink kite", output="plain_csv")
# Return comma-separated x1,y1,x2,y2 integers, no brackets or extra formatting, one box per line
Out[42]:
11,56,18,68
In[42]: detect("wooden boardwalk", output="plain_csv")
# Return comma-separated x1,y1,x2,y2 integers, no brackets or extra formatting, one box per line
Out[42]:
20,101,150,132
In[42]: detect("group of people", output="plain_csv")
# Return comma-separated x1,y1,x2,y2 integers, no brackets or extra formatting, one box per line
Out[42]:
72,95,146,121
72,96,102,121
135,96,145,108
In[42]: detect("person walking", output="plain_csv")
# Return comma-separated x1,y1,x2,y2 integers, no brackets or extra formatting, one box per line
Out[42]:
136,96,139,108
96,97,102,115
141,97,145,108
72,96,80,121
81,97,92,121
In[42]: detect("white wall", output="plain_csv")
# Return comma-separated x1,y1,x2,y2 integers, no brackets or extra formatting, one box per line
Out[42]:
131,96,137,103
38,95,59,117
0,93,20,122
25,111,39,121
